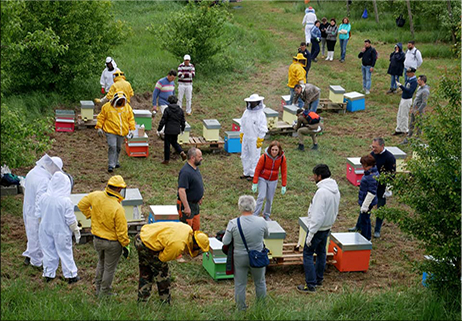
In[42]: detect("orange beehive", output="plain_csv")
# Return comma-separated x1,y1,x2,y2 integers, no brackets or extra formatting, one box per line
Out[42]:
328,232,372,272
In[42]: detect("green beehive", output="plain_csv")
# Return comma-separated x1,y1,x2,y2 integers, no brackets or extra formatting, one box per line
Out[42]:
202,237,233,280
133,110,152,130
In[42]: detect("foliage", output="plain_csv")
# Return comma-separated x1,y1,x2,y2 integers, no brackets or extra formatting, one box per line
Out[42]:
378,67,461,295
0,104,54,168
148,1,231,65
1,0,128,96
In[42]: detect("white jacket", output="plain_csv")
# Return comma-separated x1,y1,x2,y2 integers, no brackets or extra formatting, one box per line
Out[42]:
240,102,268,141
307,178,340,235
404,47,423,69
23,166,52,219
100,59,119,92
302,12,317,27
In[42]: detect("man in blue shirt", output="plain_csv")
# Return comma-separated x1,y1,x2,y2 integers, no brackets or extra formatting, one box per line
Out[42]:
394,67,418,135
153,69,177,138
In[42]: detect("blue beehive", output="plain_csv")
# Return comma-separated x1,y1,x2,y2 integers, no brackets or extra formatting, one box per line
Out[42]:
224,131,241,153
344,91,365,112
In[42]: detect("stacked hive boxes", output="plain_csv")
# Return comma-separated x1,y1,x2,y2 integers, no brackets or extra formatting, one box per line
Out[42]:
80,100,94,121
329,85,345,104
202,119,221,141
282,104,298,124
264,221,286,258
55,110,75,132
148,205,179,223
133,110,152,130
125,132,149,157
202,237,234,280
264,107,279,130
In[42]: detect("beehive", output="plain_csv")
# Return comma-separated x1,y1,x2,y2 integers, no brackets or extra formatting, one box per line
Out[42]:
264,107,279,130
328,232,372,272
264,221,286,258
55,110,75,132
282,104,298,124
202,119,221,141
125,133,149,157
133,110,152,130
385,146,407,173
329,85,345,104
80,100,95,121
232,118,241,131
346,157,364,186
224,131,241,153
148,205,179,223
177,122,191,144
202,237,234,280
344,92,365,112
297,217,330,252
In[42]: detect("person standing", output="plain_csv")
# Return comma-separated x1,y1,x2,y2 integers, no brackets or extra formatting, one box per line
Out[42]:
319,17,329,58
401,75,430,144
157,95,187,165
95,70,134,106
325,18,338,61
358,39,377,95
302,7,317,46
37,171,80,284
22,154,63,268
177,148,204,231
394,67,418,135
136,222,209,304
222,195,269,311
386,43,406,94
239,94,268,180
99,57,119,95
95,91,136,173
310,21,322,62
177,55,195,116
338,17,351,63
357,155,378,241
251,141,287,221
287,54,307,107
297,164,340,293
294,108,323,151
403,41,423,82
293,83,321,112
77,175,131,297
298,42,312,83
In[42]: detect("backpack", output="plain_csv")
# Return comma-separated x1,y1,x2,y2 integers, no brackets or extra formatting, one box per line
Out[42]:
304,111,320,124
362,8,368,19
396,14,405,27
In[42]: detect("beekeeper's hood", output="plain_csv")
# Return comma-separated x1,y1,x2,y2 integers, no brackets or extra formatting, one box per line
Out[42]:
36,154,63,175
113,70,126,82
105,57,117,71
111,91,127,108
46,171,71,198
305,7,315,14
293,53,307,67
105,175,127,202
244,93,265,111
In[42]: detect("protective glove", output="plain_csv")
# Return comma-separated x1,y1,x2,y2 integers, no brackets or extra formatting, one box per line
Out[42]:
97,128,104,137
316,37,320,42
256,137,264,149
239,133,244,144
94,98,101,104
122,245,131,259
127,130,135,139
361,192,376,213
101,87,105,94
69,222,81,244
281,186,287,195
305,232,314,248
396,81,402,87
384,185,393,198
252,183,258,193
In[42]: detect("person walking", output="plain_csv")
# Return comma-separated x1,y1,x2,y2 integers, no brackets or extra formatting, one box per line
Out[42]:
298,42,312,83
136,222,209,304
22,154,64,268
403,41,423,82
319,17,329,58
386,43,405,94
287,54,307,107
177,148,204,231
251,141,287,221
310,20,322,62
95,70,134,106
294,108,323,151
222,195,269,311
338,17,351,62
95,91,136,173
293,83,321,112
153,70,177,138
302,7,317,46
37,171,81,284
77,175,131,297
297,164,340,293
356,155,378,241
99,57,119,95
358,39,377,94
401,75,430,144
177,55,195,116
325,18,338,61
394,67,418,136
157,95,187,165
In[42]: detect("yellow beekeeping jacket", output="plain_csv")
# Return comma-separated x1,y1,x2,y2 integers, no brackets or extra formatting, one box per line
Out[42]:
287,62,306,88
96,102,135,136
106,76,134,103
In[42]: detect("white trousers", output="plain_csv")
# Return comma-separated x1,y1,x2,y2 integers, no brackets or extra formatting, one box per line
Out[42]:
22,214,43,267
39,229,78,278
305,24,314,44
241,138,261,177
396,98,412,133
178,83,193,114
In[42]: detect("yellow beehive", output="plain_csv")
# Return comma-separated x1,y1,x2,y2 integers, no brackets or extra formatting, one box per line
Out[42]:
264,221,286,258
386,146,407,173
329,85,345,104
177,122,191,144
297,217,330,252
264,108,279,130
202,119,221,141
80,100,94,121
282,104,298,125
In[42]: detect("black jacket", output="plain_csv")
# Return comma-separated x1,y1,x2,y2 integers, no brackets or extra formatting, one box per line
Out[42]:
358,46,377,67
298,47,312,72
157,103,185,135
320,22,329,38
387,43,405,76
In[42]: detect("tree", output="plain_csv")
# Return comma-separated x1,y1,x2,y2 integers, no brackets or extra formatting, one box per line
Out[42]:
378,67,461,295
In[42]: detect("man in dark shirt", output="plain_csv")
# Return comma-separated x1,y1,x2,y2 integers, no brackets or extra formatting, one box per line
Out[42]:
358,39,377,95
298,42,312,83
177,147,204,231
349,137,396,238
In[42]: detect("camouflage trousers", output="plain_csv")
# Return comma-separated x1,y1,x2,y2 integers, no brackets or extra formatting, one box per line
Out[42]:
135,234,171,303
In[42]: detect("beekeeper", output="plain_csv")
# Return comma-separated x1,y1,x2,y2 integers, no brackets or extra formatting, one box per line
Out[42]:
37,171,80,284
239,94,268,181
95,91,136,173
302,7,317,45
95,70,134,106
22,154,63,268
100,57,119,94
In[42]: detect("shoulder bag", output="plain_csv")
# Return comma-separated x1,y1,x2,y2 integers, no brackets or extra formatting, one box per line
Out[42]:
237,217,270,268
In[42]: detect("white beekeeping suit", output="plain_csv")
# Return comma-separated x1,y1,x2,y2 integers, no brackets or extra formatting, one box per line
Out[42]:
240,94,268,179
302,7,317,44
37,171,79,281
100,57,119,93
22,154,63,267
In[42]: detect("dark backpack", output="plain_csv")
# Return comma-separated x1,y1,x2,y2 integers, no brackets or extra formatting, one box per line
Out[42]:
1,173,20,186
396,14,405,27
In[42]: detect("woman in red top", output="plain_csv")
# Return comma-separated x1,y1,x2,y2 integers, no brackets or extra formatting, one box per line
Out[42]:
251,141,288,221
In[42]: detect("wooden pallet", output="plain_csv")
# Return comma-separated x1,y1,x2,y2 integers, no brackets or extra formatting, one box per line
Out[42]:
268,243,336,266
76,114,98,129
78,219,146,244
318,99,347,113
267,120,295,135
182,136,224,150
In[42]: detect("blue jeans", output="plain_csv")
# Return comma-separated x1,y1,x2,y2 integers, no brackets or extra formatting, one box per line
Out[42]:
374,194,386,233
359,211,371,241
303,229,329,288
310,39,320,60
390,75,400,89
361,65,372,90
308,97,320,112
289,88,304,108
339,38,349,60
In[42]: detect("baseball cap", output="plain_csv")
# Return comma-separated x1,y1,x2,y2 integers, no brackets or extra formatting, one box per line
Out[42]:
406,67,416,73
184,54,191,61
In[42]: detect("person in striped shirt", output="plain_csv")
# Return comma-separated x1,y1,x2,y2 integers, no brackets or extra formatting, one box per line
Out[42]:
153,70,177,138
177,55,195,116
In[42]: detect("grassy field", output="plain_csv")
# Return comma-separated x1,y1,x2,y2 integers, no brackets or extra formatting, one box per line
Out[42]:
1,1,460,320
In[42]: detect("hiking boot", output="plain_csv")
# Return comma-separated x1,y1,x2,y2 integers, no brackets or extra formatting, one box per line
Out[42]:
311,144,318,150
386,88,395,94
340,59,345,63
23,257,31,266
115,164,121,168
67,276,81,284
180,151,187,161
108,166,114,173
316,280,323,287
296,284,316,294
348,226,359,232
161,160,169,165
373,232,381,238
392,131,404,136
296,144,305,151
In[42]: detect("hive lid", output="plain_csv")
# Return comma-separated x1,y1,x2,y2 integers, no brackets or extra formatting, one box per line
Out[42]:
265,221,286,239
281,95,291,101
283,104,299,114
129,132,148,141
202,119,221,129
225,131,241,139
80,100,95,109
264,108,278,117
347,157,362,167
232,118,242,125
56,109,75,116
212,257,227,264
385,146,407,159
184,121,191,132
330,232,372,251
149,205,178,215
121,188,143,206
208,237,226,257
55,118,75,123
344,91,365,101
298,217,309,232
329,85,345,94
133,110,152,117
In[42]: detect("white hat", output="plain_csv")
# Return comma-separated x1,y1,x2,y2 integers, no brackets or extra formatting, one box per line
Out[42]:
105,57,112,64
244,93,264,102
51,157,63,170
184,54,191,61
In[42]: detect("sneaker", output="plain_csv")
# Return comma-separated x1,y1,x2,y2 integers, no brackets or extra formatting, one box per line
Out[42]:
108,166,114,173
311,144,318,150
67,276,81,284
23,257,31,266
392,131,404,136
246,176,254,182
400,138,409,145
348,227,359,232
161,160,169,165
316,280,323,287
386,89,394,94
340,59,344,63
100,292,117,298
296,144,305,151
296,284,316,293
115,164,121,168
186,112,192,116
365,90,370,95
263,215,272,221
373,232,381,238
